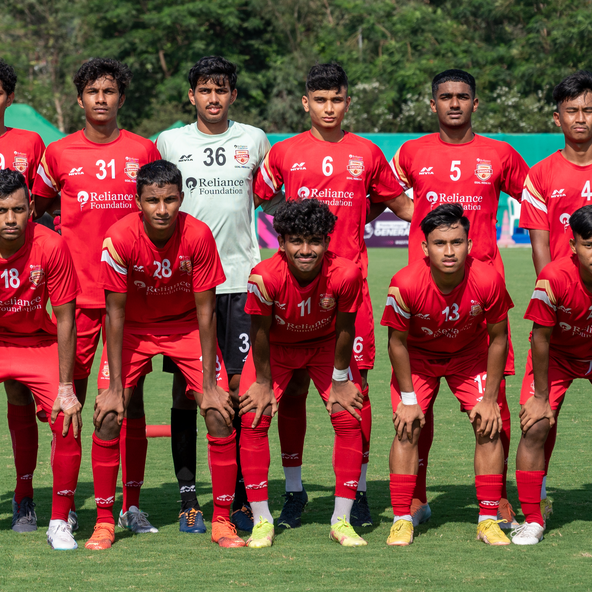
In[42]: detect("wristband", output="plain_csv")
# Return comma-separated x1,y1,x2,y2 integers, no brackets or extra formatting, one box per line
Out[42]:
400,391,418,405
332,367,350,382
57,382,79,412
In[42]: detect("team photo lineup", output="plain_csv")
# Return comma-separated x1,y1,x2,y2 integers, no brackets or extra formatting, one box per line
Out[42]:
2,51,592,555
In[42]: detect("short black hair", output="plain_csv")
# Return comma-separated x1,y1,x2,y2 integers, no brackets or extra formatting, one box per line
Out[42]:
136,160,183,198
73,58,132,98
0,168,29,203
306,63,348,94
274,198,337,238
188,56,237,92
0,60,17,96
569,205,592,240
432,69,476,99
553,70,592,108
421,203,470,238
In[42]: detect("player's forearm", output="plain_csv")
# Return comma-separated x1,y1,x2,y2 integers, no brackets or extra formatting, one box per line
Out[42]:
386,194,414,222
32,194,56,219
388,331,414,393
334,312,356,371
366,202,387,224
531,326,551,401
105,294,126,392
54,302,76,384
257,191,286,215
483,333,507,403
529,230,551,276
250,316,272,386
196,308,219,391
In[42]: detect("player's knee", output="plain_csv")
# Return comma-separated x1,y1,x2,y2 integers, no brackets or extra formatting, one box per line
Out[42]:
4,380,34,405
523,419,551,447
204,408,233,438
95,412,122,440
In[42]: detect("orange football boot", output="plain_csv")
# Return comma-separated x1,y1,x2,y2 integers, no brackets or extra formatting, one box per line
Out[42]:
211,517,246,548
85,522,115,550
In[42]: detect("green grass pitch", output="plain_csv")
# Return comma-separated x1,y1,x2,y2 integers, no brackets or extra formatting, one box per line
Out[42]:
2,247,592,591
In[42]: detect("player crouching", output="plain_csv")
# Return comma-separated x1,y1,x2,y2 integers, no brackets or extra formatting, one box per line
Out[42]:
381,203,513,546
0,169,82,550
86,160,244,550
239,198,367,548
513,205,592,545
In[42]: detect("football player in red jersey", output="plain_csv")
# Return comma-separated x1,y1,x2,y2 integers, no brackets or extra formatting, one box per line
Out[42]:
519,71,592,518
239,198,367,548
512,205,592,545
253,63,413,528
86,160,242,550
382,203,513,547
32,58,161,533
0,169,82,550
0,59,54,534
390,70,528,527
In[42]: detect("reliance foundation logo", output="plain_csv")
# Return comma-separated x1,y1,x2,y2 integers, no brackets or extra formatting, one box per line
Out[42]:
77,190,134,211
426,190,483,210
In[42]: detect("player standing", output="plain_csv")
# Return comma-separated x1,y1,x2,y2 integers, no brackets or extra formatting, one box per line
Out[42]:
512,205,592,545
156,56,278,533
390,69,529,527
519,71,592,517
240,198,367,548
253,63,413,527
382,204,513,546
0,169,82,549
86,160,243,549
32,58,161,533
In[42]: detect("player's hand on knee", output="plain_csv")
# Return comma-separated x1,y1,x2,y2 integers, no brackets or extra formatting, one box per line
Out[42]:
52,382,83,438
239,382,276,427
469,400,502,439
200,385,235,427
519,395,555,434
327,380,363,421
93,387,125,430
393,402,424,442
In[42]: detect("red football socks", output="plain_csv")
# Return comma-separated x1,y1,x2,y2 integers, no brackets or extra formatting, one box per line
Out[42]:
330,410,362,499
120,416,148,512
50,415,81,521
413,405,434,504
516,470,545,526
7,402,38,504
207,430,238,521
91,433,120,525
475,474,503,516
360,386,371,464
390,474,417,516
278,392,307,467
239,413,272,502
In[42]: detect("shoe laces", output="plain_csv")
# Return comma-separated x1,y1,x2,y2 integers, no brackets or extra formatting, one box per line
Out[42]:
16,498,36,521
215,516,238,536
498,499,516,519
512,522,542,538
92,523,114,538
392,519,411,534
130,509,152,528
333,516,354,533
282,492,306,517
181,507,202,527
53,521,72,536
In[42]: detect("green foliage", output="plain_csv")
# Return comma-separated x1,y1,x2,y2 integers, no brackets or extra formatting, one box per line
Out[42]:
1,0,591,134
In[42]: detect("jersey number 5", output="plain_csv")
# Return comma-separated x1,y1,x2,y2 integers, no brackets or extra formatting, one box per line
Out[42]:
450,161,461,181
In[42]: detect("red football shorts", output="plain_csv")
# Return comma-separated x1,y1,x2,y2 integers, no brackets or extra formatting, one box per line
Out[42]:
390,353,502,413
520,349,592,410
73,307,105,380
96,344,153,390
353,279,375,370
120,329,228,393
239,340,363,402
0,340,59,416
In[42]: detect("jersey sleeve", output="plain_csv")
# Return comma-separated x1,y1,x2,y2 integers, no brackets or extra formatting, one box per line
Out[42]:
27,134,46,190
190,225,226,292
368,144,404,204
100,232,129,293
519,170,549,231
32,145,61,199
500,144,529,202
482,271,514,325
524,273,559,327
45,235,80,306
253,145,284,201
380,276,412,332
335,264,363,313
390,143,413,192
148,141,162,162
245,266,276,316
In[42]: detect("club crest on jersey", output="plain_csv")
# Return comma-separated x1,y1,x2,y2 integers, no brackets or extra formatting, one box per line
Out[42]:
347,156,364,177
13,152,28,174
28,265,45,287
470,304,483,317
234,146,250,165
474,159,493,181
124,157,140,180
319,293,336,311
179,256,192,274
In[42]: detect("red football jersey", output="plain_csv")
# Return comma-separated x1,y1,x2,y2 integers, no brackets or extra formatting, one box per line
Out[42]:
245,250,362,347
253,131,403,278
380,256,513,360
520,151,592,260
0,223,80,345
525,255,592,360
32,129,161,308
391,133,528,269
100,212,225,335
0,127,45,189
